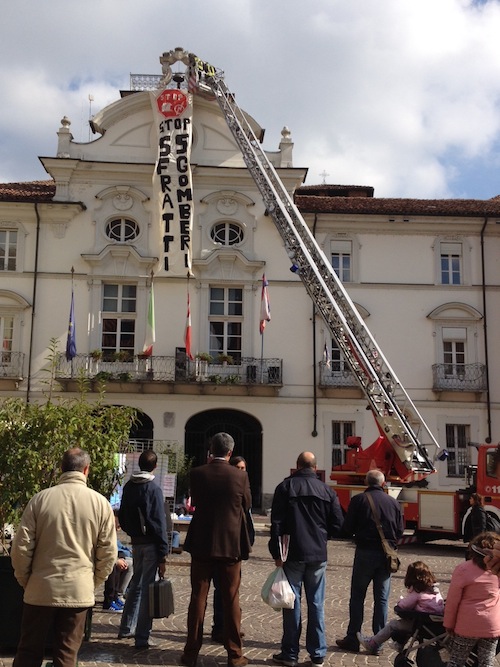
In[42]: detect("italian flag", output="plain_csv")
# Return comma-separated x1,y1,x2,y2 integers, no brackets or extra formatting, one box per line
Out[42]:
143,284,155,356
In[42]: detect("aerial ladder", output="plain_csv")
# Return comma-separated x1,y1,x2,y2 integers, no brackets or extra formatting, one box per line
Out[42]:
194,59,438,483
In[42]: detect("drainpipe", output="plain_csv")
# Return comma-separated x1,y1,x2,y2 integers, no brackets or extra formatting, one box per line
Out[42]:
311,213,318,437
26,202,41,403
480,216,492,443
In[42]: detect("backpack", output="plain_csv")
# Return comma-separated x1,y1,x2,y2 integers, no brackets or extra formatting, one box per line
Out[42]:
486,512,500,534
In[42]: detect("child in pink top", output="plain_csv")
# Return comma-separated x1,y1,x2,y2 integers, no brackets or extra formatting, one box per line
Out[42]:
358,561,444,654
444,531,500,667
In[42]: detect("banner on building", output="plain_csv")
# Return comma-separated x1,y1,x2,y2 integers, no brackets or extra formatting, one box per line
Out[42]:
150,88,194,275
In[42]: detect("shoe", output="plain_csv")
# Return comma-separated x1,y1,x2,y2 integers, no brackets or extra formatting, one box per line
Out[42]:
211,630,224,643
135,639,157,649
109,601,123,612
356,633,380,656
113,598,124,608
272,653,298,667
228,657,249,667
102,601,112,610
117,632,135,639
335,637,360,653
180,653,197,667
310,659,324,666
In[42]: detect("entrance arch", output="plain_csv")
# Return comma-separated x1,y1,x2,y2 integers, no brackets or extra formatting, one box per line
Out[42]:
185,409,263,509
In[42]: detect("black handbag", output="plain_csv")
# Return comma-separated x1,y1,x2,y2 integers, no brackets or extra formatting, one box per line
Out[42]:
149,576,175,618
366,493,401,573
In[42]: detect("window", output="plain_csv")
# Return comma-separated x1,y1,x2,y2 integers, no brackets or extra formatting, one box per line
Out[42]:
331,239,352,282
443,328,466,377
0,230,17,271
101,284,136,360
332,420,355,468
105,218,140,242
446,423,470,476
209,287,243,362
210,222,244,246
0,315,13,362
440,242,462,285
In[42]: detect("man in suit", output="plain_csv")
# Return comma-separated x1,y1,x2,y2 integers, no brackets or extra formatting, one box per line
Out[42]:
181,432,252,667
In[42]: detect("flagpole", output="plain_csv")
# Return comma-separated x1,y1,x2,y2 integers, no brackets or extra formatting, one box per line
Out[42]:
69,267,75,377
260,330,264,384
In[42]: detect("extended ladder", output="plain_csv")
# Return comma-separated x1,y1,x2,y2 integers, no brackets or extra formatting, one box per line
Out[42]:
202,72,437,477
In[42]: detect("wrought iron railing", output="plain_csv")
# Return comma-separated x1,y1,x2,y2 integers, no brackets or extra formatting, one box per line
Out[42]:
0,351,25,379
56,354,283,386
432,363,487,392
318,360,359,388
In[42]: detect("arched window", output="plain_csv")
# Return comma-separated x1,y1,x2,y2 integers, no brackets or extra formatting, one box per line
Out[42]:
105,218,140,243
210,222,244,246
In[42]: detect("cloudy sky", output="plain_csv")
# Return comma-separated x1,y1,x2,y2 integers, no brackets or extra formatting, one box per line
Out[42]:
1,0,500,199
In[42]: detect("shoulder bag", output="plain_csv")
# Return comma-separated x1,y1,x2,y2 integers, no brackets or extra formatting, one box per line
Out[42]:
366,492,401,573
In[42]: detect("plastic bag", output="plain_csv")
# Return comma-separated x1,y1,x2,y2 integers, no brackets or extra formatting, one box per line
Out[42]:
261,566,295,610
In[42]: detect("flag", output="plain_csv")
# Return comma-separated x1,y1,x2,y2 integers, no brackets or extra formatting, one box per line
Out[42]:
259,274,271,335
187,64,199,94
323,341,331,369
184,292,194,360
142,284,155,356
65,290,77,361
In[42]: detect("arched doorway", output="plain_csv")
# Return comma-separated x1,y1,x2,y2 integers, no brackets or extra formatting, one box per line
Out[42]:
185,409,263,509
129,410,154,448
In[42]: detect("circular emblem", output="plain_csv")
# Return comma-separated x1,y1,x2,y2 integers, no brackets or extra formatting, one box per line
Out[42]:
156,89,188,118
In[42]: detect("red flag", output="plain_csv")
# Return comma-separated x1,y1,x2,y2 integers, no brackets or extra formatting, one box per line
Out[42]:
259,274,271,335
142,284,155,356
185,293,194,360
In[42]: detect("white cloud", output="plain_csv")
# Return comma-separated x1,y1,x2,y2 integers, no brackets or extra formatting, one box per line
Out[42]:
1,0,500,197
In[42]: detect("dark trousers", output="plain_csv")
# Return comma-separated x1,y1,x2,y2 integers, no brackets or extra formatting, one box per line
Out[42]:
183,558,242,662
13,603,89,667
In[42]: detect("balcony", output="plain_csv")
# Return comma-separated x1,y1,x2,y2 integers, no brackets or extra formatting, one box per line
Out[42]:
432,363,487,393
0,351,25,388
318,360,363,398
55,354,283,396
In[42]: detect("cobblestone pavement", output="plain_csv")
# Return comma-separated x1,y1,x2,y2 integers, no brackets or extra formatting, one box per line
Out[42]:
1,520,496,667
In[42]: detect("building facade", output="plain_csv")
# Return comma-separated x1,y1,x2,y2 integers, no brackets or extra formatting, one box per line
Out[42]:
1,50,499,508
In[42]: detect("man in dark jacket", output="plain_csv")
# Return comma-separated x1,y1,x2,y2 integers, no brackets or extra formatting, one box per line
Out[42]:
269,452,344,667
117,449,169,649
181,432,252,667
336,469,404,653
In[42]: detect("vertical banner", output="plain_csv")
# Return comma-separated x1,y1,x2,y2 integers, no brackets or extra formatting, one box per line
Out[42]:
150,88,193,275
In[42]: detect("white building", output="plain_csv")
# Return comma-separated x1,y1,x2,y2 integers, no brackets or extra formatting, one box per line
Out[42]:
1,49,499,508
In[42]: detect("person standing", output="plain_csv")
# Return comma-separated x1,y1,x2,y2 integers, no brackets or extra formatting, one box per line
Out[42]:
336,469,404,653
117,449,169,649
181,432,252,667
269,451,344,667
11,447,116,667
445,531,500,667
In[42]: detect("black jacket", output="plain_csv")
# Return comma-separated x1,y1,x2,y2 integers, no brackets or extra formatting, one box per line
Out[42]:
118,471,169,563
342,485,404,551
269,467,344,562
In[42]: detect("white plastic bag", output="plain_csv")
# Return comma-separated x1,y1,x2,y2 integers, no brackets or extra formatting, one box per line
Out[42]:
261,566,296,610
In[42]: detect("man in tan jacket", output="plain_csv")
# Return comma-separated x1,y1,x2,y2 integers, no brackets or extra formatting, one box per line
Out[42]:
11,447,116,667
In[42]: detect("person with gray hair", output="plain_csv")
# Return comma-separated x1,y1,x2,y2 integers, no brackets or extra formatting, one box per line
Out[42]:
11,447,116,667
336,469,404,654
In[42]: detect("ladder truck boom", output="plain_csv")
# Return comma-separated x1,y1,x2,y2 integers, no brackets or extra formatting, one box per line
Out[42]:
195,58,437,482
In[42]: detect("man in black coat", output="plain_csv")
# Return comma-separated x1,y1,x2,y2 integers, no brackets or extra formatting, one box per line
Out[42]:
336,469,404,653
181,432,252,667
269,452,344,667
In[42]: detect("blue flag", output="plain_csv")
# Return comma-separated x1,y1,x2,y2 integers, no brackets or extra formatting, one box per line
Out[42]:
65,290,77,361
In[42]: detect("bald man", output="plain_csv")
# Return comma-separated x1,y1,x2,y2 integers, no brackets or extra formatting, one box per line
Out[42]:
269,452,343,667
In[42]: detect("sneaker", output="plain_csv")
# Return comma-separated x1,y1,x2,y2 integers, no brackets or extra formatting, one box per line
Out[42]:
310,658,324,666
117,632,135,639
135,639,157,649
335,637,359,653
109,601,123,612
272,653,298,667
113,598,124,608
356,633,380,655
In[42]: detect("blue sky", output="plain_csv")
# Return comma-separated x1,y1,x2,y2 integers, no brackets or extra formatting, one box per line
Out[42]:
1,0,500,199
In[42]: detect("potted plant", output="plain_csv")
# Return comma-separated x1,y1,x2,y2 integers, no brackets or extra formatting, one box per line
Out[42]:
217,353,234,366
195,353,212,382
90,350,103,360
113,350,131,362
89,349,102,374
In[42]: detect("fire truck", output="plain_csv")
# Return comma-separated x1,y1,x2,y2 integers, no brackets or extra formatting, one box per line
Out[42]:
186,53,499,543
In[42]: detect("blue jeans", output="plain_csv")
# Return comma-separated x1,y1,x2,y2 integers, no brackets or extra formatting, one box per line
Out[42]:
346,548,391,639
118,543,158,645
281,560,327,661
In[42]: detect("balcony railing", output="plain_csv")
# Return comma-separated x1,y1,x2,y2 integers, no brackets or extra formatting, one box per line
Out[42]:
0,351,25,379
56,354,282,386
432,363,487,392
318,360,359,388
